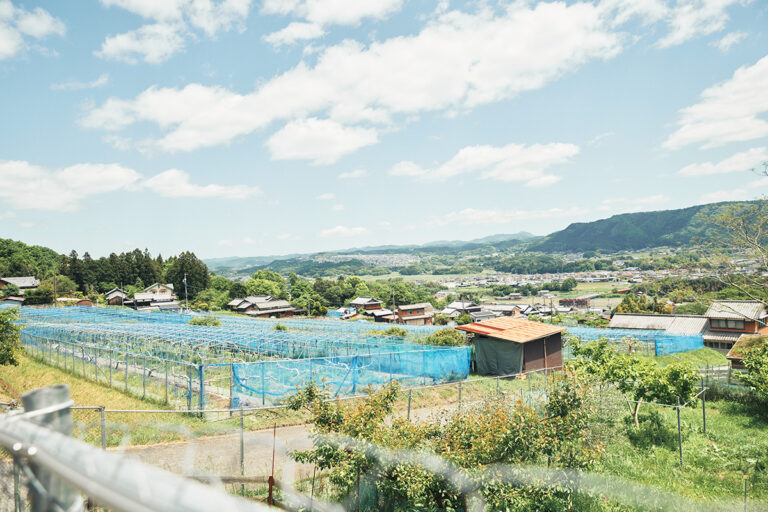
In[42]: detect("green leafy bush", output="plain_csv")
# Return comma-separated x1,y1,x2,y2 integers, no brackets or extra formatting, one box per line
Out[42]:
274,323,289,331
624,410,679,450
187,316,221,327
423,328,466,346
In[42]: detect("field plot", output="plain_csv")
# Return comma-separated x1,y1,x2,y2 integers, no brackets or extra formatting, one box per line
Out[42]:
12,306,471,411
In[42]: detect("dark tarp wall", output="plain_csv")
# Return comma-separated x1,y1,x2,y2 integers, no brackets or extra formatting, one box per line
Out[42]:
475,336,523,375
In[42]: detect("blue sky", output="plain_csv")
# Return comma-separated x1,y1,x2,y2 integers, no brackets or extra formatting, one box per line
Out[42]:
1,0,767,259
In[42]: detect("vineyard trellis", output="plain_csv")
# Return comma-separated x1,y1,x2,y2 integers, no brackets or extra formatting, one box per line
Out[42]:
9,305,470,411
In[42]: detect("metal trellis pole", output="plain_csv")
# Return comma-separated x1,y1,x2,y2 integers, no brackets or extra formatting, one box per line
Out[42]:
676,396,683,465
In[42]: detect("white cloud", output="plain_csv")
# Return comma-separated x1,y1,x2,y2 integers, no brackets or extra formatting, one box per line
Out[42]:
266,118,379,164
655,0,741,48
316,192,334,200
218,239,234,246
599,194,669,212
319,225,367,237
82,2,622,153
600,0,743,48
0,160,140,211
710,30,747,53
51,73,109,91
338,169,367,179
331,203,344,211
664,55,768,150
143,169,261,199
678,147,768,176
97,0,251,63
0,1,64,60
429,207,589,227
588,131,615,146
263,21,324,47
261,0,402,27
0,160,260,210
96,23,186,64
277,233,292,240
389,142,579,186
701,176,768,202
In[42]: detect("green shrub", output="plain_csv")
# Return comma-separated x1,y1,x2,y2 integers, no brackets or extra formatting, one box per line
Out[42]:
367,326,408,337
274,323,289,331
423,328,466,346
624,410,680,450
187,316,221,327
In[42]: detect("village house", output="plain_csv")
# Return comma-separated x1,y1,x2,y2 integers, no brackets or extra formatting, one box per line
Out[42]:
395,303,434,325
457,317,563,376
0,276,40,295
372,309,395,323
104,287,128,306
245,299,298,319
144,283,175,296
228,295,275,313
349,297,383,312
726,334,766,369
703,300,768,353
440,300,481,318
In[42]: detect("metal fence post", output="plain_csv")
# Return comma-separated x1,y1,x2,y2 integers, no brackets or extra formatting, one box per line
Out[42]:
702,389,707,434
124,352,128,393
108,350,112,388
165,361,169,405
199,364,205,414
676,396,683,465
100,406,107,450
407,389,412,420
458,381,462,411
239,405,245,496
82,346,86,377
229,363,234,416
142,356,147,399
13,461,20,512
20,385,81,511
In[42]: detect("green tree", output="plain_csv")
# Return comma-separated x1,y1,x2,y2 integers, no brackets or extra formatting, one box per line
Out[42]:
1,283,20,297
165,252,210,300
245,278,282,298
739,343,768,402
560,277,578,292
569,338,699,427
0,307,22,365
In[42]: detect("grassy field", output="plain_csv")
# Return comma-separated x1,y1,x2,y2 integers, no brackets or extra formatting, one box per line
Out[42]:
594,388,768,508
651,347,728,367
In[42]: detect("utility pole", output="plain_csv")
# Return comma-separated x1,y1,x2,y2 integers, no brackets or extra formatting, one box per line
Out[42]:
183,273,188,310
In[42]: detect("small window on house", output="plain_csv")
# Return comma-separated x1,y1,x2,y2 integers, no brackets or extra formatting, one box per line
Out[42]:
726,319,745,329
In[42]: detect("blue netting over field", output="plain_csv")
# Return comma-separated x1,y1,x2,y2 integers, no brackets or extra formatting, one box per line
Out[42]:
231,348,471,406
564,326,704,356
12,305,467,408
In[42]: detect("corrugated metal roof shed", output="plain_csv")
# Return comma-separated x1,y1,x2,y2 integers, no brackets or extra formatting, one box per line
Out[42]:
705,301,766,320
609,314,676,330
457,317,564,343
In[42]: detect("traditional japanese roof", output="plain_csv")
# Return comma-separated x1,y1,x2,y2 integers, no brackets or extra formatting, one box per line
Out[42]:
227,298,244,307
397,303,432,311
726,334,767,361
702,330,743,343
1,276,40,288
372,309,394,317
609,313,709,335
134,292,174,302
104,288,127,299
456,317,565,343
349,297,382,306
143,283,174,292
705,301,766,321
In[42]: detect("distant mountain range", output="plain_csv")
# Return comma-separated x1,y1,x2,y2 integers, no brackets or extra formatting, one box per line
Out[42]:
206,201,752,276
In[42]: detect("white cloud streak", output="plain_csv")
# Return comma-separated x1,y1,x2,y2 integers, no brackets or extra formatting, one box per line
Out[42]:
0,160,260,210
338,169,367,179
263,21,324,47
389,142,579,186
0,1,64,60
81,2,622,154
664,55,768,150
710,30,747,53
319,225,366,237
261,0,403,27
266,118,378,164
96,0,251,63
678,147,768,176
143,169,261,199
51,73,109,91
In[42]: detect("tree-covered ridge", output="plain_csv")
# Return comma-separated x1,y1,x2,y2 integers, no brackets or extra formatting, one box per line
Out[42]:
531,201,752,252
0,238,62,278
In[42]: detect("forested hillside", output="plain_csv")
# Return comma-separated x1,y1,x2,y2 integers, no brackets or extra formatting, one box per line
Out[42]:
0,239,61,277
531,201,747,252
